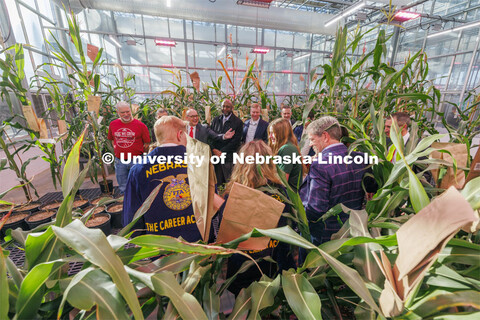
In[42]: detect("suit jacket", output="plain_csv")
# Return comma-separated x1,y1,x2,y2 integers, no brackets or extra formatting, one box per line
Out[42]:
300,144,374,244
210,113,243,162
293,124,303,142
194,123,224,144
242,118,269,143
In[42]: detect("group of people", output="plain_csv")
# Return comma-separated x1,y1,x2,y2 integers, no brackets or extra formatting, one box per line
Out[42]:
107,100,413,294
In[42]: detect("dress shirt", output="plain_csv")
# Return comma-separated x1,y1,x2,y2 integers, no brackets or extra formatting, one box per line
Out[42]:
245,119,259,143
187,125,196,139
223,114,232,125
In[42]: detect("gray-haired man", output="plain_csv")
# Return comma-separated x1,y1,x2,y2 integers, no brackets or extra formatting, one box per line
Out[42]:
108,101,151,193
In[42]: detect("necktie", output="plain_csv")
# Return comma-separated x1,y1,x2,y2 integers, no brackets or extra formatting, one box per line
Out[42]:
189,127,194,138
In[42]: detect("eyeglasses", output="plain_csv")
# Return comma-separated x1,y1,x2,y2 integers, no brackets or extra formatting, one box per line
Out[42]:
187,115,199,118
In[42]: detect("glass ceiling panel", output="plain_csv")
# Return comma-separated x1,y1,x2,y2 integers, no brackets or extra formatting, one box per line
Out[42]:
294,33,310,50
263,50,275,71
86,10,114,33
172,44,186,68
149,67,172,92
120,39,147,65
37,0,55,23
20,5,44,51
102,36,118,64
216,23,226,42
195,44,218,69
142,16,169,38
194,21,215,42
146,40,171,66
264,29,276,47
227,25,237,44
185,20,193,39
448,53,473,90
5,0,26,44
237,26,258,46
114,12,144,36
169,18,184,38
276,31,293,48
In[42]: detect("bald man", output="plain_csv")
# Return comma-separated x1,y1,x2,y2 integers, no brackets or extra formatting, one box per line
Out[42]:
209,99,243,184
123,116,202,242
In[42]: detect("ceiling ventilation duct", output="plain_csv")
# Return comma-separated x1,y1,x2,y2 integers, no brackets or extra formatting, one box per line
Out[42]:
52,0,338,35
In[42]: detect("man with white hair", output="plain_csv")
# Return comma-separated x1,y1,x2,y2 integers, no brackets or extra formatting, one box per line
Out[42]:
123,116,202,242
300,116,376,245
108,101,151,193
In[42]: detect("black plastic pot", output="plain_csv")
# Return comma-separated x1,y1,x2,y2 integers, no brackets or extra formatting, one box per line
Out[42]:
40,201,62,211
107,203,123,229
16,201,42,214
72,199,90,210
99,180,114,194
25,211,56,230
0,213,29,238
86,213,111,235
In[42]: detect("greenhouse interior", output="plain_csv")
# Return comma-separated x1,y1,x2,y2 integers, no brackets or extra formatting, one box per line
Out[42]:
1,0,480,319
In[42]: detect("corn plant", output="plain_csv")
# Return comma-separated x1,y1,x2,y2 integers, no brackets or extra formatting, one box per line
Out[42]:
0,44,39,201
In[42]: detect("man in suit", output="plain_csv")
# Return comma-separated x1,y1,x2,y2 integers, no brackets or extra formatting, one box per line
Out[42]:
209,99,244,185
300,116,376,245
185,108,234,144
242,103,268,143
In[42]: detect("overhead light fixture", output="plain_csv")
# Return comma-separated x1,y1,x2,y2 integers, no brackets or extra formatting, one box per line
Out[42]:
155,39,177,47
293,53,311,61
109,35,121,48
324,1,365,27
126,39,136,46
236,0,272,9
231,48,240,54
393,11,421,22
252,47,270,54
428,21,480,38
167,0,171,7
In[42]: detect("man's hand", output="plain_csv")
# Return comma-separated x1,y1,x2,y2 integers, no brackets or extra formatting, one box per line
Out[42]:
212,149,222,157
223,129,235,140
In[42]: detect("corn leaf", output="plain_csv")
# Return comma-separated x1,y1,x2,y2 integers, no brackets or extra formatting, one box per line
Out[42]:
62,268,130,320
151,271,208,320
282,270,322,320
61,127,86,198
247,275,281,320
52,220,144,320
227,287,252,320
0,249,8,319
15,260,66,319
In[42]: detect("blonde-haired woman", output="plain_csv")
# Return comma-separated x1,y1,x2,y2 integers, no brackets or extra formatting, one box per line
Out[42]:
268,118,304,192
219,140,295,296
